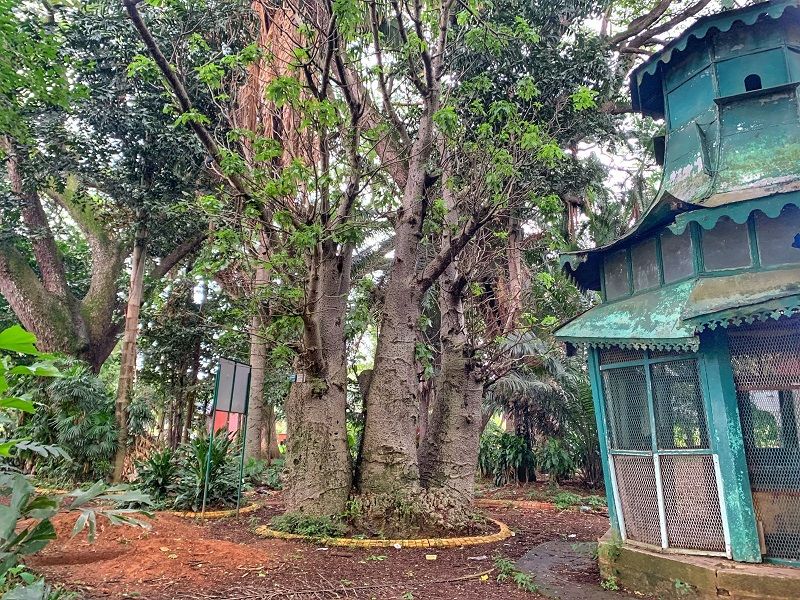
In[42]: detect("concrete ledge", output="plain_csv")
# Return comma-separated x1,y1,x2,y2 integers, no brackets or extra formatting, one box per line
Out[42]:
254,517,513,548
598,530,800,600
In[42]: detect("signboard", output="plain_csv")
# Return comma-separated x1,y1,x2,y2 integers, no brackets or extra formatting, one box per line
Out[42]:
215,358,251,414
202,357,252,517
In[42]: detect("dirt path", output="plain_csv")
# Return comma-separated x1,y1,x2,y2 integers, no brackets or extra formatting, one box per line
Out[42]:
30,496,630,600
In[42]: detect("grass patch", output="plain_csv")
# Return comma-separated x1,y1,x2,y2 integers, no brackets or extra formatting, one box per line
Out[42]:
269,513,347,538
493,555,538,593
553,491,606,510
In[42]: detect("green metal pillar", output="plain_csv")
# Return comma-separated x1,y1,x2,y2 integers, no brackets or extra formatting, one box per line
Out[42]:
699,329,762,562
587,347,621,535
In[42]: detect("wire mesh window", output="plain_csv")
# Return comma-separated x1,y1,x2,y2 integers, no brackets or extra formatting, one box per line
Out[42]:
614,455,662,546
730,316,800,561
599,347,644,365
661,455,725,551
602,366,651,451
651,360,709,449
599,347,725,555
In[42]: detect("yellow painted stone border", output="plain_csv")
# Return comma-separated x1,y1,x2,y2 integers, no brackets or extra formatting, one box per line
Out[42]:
475,498,555,511
163,501,263,519
34,487,71,495
253,517,512,549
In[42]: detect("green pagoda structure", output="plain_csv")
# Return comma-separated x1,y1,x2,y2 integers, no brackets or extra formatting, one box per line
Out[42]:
555,1,800,596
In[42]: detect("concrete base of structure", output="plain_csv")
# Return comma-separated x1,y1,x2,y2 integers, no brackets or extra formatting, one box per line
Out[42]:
598,530,800,600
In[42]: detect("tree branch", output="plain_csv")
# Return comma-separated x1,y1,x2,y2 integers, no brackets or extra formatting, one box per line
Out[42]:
625,0,713,50
122,0,250,199
2,137,70,298
149,231,207,281
608,0,673,47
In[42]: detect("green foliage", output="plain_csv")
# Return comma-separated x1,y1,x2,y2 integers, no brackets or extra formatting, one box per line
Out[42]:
478,425,536,486
243,458,283,490
0,564,78,599
551,491,607,510
536,437,574,485
493,555,538,593
15,362,119,482
136,448,177,502
0,326,152,596
601,576,620,591
0,0,72,137
172,432,242,511
269,513,347,539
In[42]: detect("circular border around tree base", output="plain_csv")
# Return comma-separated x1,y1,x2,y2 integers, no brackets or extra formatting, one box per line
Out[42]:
253,517,513,548
163,501,263,519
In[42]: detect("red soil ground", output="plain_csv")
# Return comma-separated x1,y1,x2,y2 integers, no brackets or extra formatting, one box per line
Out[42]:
30,492,613,600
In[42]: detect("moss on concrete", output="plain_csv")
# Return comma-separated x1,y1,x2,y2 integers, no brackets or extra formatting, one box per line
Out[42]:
598,531,800,600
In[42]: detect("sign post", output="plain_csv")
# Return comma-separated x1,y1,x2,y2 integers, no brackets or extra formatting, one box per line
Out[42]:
201,358,251,518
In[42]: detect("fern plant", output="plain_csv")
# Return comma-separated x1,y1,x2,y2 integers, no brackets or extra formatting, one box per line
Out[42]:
172,432,242,511
136,448,177,503
15,361,117,482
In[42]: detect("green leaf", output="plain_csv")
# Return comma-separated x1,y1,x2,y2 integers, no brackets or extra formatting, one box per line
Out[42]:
0,440,25,457
0,327,37,355
0,398,34,413
1,577,46,600
23,495,58,521
70,512,89,540
68,480,107,510
9,362,60,378
16,520,56,555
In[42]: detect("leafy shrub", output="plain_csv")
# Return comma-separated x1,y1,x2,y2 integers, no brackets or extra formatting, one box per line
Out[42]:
14,361,117,482
172,432,242,511
0,564,78,599
243,458,283,490
536,437,574,485
493,555,538,593
584,494,607,509
136,448,177,502
270,513,347,538
0,325,153,596
478,426,536,486
553,491,583,510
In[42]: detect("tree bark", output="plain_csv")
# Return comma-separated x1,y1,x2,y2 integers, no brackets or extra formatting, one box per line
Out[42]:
245,309,266,461
261,402,281,462
112,221,147,482
418,166,483,507
418,280,483,504
356,86,438,498
283,247,353,515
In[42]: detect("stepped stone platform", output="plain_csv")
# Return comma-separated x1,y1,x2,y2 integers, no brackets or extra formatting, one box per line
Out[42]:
598,531,800,600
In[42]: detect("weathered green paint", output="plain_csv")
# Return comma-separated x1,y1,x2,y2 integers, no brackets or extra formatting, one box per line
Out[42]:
670,191,800,235
682,267,800,330
564,2,800,294
633,0,799,110
587,348,620,535
556,2,800,569
698,329,761,562
555,279,698,350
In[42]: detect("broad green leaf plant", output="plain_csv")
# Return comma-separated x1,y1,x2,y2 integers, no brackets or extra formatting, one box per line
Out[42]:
0,326,153,598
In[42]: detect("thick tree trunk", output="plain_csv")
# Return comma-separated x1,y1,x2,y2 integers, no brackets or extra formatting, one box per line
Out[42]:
356,121,434,497
112,222,147,482
418,169,484,506
357,280,423,494
283,248,352,515
261,403,281,461
245,309,266,461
